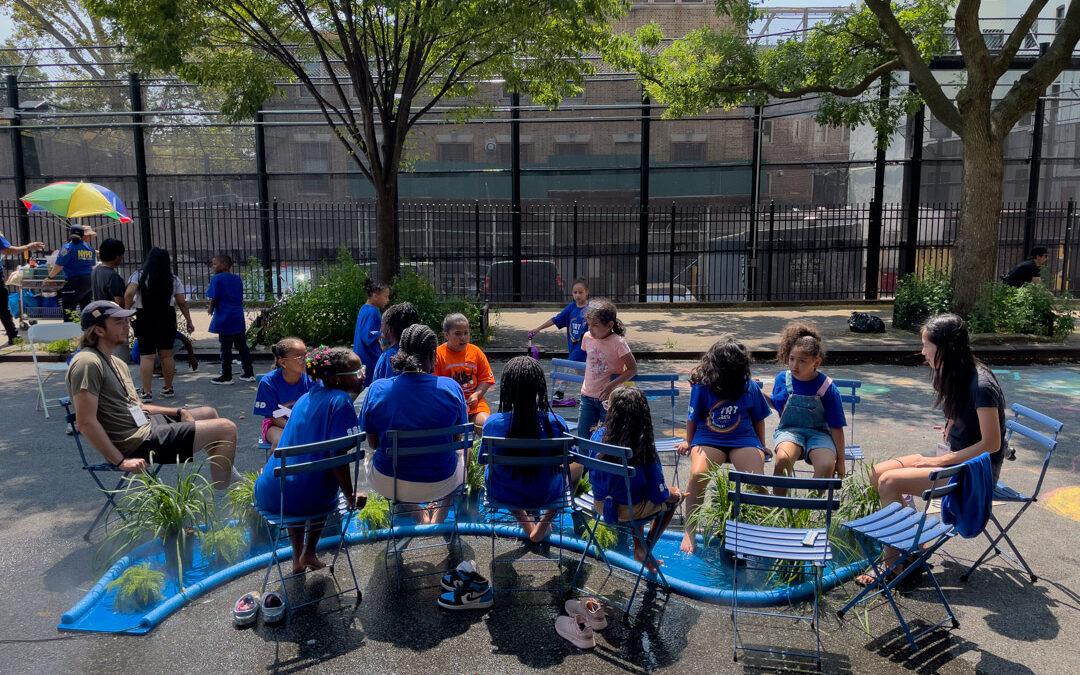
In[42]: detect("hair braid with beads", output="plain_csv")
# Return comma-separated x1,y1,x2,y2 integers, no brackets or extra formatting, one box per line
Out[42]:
497,356,555,439
391,323,438,373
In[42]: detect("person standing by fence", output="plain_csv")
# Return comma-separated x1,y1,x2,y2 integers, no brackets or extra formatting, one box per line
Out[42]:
1003,247,1048,287
47,225,96,320
0,229,45,346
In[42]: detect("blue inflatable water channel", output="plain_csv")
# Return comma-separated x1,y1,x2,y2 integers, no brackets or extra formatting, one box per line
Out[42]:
59,509,869,634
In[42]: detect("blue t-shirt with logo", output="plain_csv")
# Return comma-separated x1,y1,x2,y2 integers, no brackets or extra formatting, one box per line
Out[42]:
254,368,315,418
361,373,468,483
54,240,95,278
482,411,569,507
352,304,382,386
688,380,772,450
253,383,361,516
0,233,11,250
588,428,670,519
770,371,847,429
206,272,246,335
551,302,588,362
371,344,399,382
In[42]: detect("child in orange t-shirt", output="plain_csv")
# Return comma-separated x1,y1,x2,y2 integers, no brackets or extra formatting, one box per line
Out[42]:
435,313,495,427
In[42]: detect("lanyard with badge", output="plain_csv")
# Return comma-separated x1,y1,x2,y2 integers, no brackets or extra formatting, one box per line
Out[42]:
95,347,148,427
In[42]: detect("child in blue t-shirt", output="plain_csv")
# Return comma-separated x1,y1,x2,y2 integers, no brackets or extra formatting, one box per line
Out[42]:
770,322,847,492
352,277,390,387
254,337,315,450
589,387,683,573
207,255,254,384
529,277,589,404
371,301,420,382
677,337,772,554
481,356,570,543
253,347,365,574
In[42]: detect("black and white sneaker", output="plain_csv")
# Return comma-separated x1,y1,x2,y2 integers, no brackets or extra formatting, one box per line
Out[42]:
437,581,493,610
440,560,488,591
552,389,565,402
210,376,234,385
238,374,257,383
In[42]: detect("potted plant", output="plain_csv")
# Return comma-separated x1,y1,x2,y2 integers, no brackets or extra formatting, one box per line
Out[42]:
225,471,268,547
201,525,248,568
356,493,391,531
106,562,165,612
106,457,215,585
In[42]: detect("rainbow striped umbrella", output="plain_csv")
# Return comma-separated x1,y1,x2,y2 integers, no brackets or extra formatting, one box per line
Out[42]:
20,181,132,223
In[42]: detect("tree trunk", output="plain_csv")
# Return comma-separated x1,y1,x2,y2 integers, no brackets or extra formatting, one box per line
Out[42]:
951,126,1005,315
373,181,399,283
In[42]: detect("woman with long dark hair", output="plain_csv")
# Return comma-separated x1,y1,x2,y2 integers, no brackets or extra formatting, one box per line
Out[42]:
857,313,1006,585
123,247,194,402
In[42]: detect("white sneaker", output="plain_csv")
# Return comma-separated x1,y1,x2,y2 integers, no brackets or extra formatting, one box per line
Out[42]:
555,614,596,649
565,597,607,630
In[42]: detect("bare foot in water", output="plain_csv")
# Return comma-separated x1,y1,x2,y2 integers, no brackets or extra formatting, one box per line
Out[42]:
529,522,552,543
680,531,697,554
302,555,326,571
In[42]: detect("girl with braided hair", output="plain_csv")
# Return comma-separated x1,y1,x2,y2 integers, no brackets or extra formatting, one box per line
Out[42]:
362,324,469,523
253,337,314,451
254,346,365,574
482,356,571,542
370,301,421,382
856,313,1006,586
589,387,683,572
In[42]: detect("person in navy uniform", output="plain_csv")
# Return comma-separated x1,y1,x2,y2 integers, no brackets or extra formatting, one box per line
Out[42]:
47,224,97,320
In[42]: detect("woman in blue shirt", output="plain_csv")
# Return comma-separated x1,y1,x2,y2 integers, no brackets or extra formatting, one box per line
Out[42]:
47,225,95,320
361,324,468,524
482,356,570,543
254,347,364,574
590,387,683,573
352,277,390,387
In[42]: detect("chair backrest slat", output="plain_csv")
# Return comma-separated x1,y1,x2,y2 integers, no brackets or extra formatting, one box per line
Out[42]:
1005,420,1056,452
1011,403,1063,434
479,436,571,469
731,471,843,491
274,433,365,459
274,449,361,478
729,491,841,511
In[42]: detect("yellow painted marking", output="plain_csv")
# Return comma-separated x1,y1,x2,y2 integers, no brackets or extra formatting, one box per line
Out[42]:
1043,486,1080,522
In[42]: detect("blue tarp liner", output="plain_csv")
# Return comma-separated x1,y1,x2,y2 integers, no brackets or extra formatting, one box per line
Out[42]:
60,508,869,634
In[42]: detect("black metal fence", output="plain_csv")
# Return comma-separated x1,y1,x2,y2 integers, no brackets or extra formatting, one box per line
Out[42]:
5,199,1076,304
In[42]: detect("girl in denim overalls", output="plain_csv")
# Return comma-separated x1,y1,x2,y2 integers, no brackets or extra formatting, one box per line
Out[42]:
769,322,847,493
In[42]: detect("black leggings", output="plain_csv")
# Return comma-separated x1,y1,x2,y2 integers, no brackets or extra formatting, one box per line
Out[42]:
60,275,92,322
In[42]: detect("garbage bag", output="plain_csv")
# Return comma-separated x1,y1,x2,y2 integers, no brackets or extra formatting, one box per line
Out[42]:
848,311,886,333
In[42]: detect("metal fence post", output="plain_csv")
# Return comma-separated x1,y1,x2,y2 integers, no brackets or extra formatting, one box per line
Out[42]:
572,201,579,280
1063,199,1075,293
272,198,281,296
669,201,676,302
866,77,891,300
747,105,763,301
168,197,177,275
903,89,925,278
255,108,273,296
1025,43,1050,255
766,201,776,301
638,88,651,303
474,200,480,298
510,91,522,301
5,74,30,246
129,73,152,253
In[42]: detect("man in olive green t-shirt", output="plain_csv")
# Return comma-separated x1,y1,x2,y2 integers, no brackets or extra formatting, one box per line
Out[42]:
65,301,241,488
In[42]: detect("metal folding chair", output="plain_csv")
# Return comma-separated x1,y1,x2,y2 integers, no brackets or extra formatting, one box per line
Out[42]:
632,372,685,481
29,322,82,418
477,435,573,595
383,423,473,590
831,378,864,472
961,403,1063,583
549,358,585,433
256,433,365,616
568,433,670,616
838,462,969,652
60,396,160,542
726,472,842,670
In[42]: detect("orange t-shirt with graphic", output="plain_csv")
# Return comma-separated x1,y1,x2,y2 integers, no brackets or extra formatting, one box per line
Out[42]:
434,343,495,415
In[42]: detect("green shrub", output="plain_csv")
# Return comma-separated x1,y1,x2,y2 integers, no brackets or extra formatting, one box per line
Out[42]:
201,525,247,566
391,267,491,345
892,269,953,330
357,493,391,530
969,280,1075,338
46,338,77,354
106,562,165,612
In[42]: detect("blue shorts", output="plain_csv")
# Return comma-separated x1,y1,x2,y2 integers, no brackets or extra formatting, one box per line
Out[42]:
773,428,836,462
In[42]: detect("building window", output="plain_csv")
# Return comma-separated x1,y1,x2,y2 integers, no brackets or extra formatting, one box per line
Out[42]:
761,119,773,143
671,142,706,161
815,123,828,144
554,142,589,155
438,143,472,162
298,141,329,195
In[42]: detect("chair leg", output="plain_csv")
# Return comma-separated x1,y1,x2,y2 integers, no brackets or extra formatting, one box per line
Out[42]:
961,509,1036,582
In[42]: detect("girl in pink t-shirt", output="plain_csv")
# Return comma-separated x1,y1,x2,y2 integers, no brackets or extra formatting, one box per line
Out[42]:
576,299,638,437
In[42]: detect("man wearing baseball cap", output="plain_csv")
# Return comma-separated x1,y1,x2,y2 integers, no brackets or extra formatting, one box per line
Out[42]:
65,301,242,489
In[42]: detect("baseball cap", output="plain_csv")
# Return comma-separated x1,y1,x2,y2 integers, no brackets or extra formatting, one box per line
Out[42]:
70,224,86,237
80,300,136,329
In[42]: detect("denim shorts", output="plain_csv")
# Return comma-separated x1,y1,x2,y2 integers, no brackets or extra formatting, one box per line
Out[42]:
773,428,836,461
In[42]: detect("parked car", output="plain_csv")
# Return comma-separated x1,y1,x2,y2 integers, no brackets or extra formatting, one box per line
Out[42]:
484,260,563,302
624,282,697,302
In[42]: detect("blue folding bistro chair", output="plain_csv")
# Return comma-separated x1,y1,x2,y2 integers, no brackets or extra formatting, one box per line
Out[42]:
726,472,842,671
549,358,586,433
961,403,1063,583
477,435,573,595
831,379,864,472
837,462,969,652
568,433,670,616
256,433,365,616
383,423,474,589
61,396,161,542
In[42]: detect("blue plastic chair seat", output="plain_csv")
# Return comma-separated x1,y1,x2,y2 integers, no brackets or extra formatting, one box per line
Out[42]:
724,521,831,562
842,502,954,551
992,482,1029,502
845,445,864,461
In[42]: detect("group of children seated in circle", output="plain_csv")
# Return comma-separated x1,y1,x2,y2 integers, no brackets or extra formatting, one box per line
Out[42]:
249,275,1009,589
